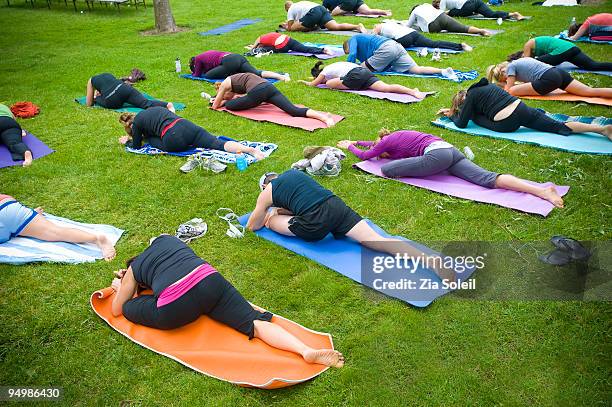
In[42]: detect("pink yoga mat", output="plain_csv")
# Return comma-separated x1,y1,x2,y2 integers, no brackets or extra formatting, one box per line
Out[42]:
215,104,344,131
354,159,570,217
317,85,433,103
0,132,54,169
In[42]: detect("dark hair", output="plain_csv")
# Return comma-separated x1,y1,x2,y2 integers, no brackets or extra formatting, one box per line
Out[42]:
120,68,146,84
311,61,324,77
410,5,418,14
506,51,523,62
343,40,350,54
568,22,582,37
125,256,137,269
189,57,196,73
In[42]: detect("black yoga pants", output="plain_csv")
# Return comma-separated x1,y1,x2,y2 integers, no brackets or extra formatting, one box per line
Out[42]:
225,82,309,117
96,84,168,110
395,32,463,51
537,46,612,71
204,54,262,79
448,0,509,19
122,272,273,338
277,38,325,54
381,147,499,188
428,13,469,33
0,116,29,161
472,102,572,135
147,120,226,152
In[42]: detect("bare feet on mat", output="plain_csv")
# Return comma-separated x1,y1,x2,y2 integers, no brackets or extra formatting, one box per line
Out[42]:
304,349,345,368
324,114,336,127
358,23,367,33
253,150,266,161
167,102,176,113
481,30,491,37
22,129,27,137
323,48,333,55
510,12,524,20
384,10,392,16
97,234,116,261
461,43,473,52
537,186,564,208
413,89,428,99
22,151,33,167
34,207,44,214
603,125,612,141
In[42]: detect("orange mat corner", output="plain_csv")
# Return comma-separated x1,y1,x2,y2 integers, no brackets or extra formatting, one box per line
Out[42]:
91,288,333,389
521,91,612,107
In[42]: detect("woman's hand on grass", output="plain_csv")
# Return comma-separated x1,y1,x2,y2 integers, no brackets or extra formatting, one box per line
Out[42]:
337,140,355,149
118,136,130,145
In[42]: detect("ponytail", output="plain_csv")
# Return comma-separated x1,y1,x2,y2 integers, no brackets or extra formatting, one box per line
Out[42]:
506,51,523,62
311,61,324,78
449,90,467,117
118,113,135,137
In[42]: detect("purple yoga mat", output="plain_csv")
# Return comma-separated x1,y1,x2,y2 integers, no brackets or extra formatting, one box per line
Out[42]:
354,159,570,217
0,132,54,169
317,85,431,103
288,48,344,60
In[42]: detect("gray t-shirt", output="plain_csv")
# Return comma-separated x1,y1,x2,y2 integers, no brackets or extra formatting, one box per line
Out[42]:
507,58,554,82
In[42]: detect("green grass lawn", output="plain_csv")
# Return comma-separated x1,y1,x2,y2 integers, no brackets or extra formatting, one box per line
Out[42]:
1,0,611,405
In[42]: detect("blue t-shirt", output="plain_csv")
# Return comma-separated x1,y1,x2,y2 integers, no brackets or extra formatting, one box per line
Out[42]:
346,34,390,64
271,170,334,215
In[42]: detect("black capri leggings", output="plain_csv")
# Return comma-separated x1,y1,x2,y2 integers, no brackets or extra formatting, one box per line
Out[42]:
448,0,509,19
122,272,273,338
148,119,227,152
428,13,470,33
96,83,168,110
472,102,572,135
204,54,262,79
0,116,30,161
536,46,612,72
277,38,325,54
225,82,309,117
395,31,464,51
531,67,574,95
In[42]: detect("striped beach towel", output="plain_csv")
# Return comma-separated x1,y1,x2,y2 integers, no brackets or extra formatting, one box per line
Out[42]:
375,69,478,83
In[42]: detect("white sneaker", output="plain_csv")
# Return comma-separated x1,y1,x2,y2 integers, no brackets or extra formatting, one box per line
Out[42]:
180,155,204,173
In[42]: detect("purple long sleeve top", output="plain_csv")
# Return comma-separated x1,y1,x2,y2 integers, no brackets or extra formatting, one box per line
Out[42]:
347,130,442,161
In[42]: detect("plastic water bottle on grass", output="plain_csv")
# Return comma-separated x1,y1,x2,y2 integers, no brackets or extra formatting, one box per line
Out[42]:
175,58,182,73
236,151,248,172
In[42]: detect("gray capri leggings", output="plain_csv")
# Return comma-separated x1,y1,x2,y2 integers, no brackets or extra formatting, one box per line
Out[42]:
381,147,499,188
428,13,470,33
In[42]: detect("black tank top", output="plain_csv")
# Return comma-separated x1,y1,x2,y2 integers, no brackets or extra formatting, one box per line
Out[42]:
271,170,334,215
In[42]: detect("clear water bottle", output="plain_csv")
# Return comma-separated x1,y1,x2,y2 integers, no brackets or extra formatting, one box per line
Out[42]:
175,58,181,73
432,48,441,61
571,17,576,25
236,151,248,172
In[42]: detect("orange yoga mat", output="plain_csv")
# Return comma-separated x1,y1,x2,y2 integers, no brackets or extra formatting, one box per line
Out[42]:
91,287,334,389
522,91,612,107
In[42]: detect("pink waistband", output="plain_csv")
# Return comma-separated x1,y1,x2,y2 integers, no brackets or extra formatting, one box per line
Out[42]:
157,263,217,307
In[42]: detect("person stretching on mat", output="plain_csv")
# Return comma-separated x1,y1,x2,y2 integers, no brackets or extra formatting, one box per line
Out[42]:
0,194,116,259
212,73,336,127
0,104,32,167
372,21,473,52
487,58,612,98
337,129,565,207
322,0,391,16
86,73,175,112
110,235,345,368
433,0,524,21
246,32,334,55
437,78,612,141
117,106,266,159
280,1,367,32
344,34,458,78
568,13,612,41
299,61,430,99
247,169,456,281
407,3,490,36
190,51,289,81
517,36,612,72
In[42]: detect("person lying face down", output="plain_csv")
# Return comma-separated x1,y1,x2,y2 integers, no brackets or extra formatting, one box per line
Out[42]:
567,13,612,41
321,0,391,16
407,3,490,36
335,128,566,208
0,104,32,167
0,194,116,259
486,57,612,99
280,0,367,33
189,50,289,82
212,73,335,127
439,77,612,141
246,32,333,55
85,71,174,112
432,0,524,21
109,235,345,368
299,61,430,99
518,36,612,72
372,21,473,52
117,107,266,160
246,169,456,281
343,34,457,77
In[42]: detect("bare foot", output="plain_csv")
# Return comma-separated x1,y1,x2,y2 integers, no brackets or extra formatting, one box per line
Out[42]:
462,43,473,52
510,12,524,20
22,129,27,137
303,349,345,368
602,124,612,141
385,10,392,16
253,150,266,161
412,89,428,99
481,30,491,37
358,23,367,33
537,186,564,208
281,74,291,82
22,151,33,167
167,102,176,113
323,48,333,55
34,207,44,214
324,114,335,127
96,234,116,261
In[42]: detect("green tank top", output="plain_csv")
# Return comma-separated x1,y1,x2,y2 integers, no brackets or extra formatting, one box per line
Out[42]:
534,36,576,56
0,104,14,119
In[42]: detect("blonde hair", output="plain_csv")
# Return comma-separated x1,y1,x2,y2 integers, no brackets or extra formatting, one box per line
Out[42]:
284,1,293,10
486,62,508,84
119,113,135,137
449,90,467,117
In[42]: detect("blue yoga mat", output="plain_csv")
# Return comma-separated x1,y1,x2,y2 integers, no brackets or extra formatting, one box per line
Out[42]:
375,69,478,83
238,215,476,307
557,30,612,45
180,74,279,84
75,93,185,112
198,18,262,36
432,116,612,155
558,62,612,78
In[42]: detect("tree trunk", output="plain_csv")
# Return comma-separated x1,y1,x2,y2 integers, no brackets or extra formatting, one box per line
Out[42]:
153,0,178,33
